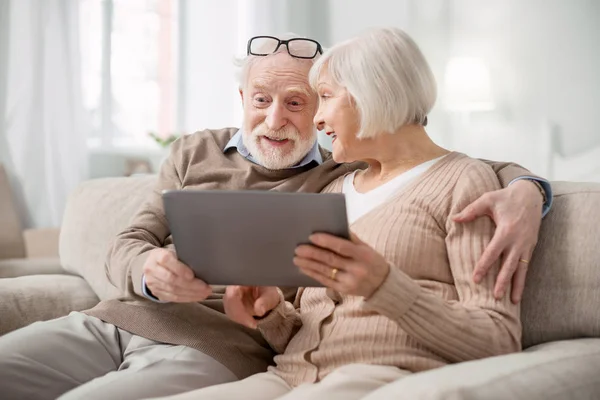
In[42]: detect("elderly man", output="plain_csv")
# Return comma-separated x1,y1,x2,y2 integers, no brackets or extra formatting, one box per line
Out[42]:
0,34,551,400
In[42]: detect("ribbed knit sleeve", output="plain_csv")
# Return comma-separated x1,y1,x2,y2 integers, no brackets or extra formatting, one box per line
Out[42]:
257,288,304,354
362,161,522,362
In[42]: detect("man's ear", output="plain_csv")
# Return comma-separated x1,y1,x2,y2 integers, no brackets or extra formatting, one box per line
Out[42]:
239,89,244,106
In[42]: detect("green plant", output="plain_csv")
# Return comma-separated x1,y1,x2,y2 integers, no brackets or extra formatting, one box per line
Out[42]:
148,131,180,148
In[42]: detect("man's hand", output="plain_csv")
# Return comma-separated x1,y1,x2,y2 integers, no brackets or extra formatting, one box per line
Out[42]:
452,179,544,304
143,248,212,302
223,286,280,329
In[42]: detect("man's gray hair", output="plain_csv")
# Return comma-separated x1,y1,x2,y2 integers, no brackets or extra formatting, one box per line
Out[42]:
235,32,322,89
309,27,436,139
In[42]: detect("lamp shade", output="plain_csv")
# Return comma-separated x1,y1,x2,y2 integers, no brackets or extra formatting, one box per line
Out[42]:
443,57,495,112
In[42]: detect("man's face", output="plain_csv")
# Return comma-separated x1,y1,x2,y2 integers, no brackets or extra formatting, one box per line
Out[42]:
240,52,318,170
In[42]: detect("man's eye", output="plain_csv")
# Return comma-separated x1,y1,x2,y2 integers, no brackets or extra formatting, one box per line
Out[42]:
253,96,270,107
290,101,301,106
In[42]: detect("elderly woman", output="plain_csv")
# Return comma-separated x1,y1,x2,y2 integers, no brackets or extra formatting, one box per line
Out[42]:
152,27,522,400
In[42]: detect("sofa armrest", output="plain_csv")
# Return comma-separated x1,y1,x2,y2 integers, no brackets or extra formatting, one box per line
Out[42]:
0,257,65,278
23,228,60,258
0,164,26,260
0,275,100,335
362,339,600,400
60,175,156,300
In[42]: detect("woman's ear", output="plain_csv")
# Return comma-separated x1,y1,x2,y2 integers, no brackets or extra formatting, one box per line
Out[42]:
345,91,357,108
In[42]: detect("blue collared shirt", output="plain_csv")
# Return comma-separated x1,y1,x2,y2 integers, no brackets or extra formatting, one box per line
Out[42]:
223,129,323,168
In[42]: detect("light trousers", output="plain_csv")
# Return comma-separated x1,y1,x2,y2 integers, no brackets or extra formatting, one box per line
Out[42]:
0,312,237,400
146,363,411,400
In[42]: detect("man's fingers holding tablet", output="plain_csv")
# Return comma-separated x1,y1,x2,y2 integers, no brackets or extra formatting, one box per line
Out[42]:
224,286,258,328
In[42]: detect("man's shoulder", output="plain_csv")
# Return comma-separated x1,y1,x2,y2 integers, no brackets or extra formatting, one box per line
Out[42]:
166,128,239,177
175,127,239,152
317,144,332,162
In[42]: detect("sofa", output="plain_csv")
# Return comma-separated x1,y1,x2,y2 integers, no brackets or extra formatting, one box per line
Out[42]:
0,163,94,333
0,163,61,265
1,173,599,399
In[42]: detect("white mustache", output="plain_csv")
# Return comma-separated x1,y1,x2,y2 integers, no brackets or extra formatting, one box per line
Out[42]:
252,123,300,141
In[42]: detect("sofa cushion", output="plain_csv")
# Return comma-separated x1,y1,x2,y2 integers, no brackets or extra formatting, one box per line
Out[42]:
0,274,100,335
60,175,156,300
0,257,64,278
362,339,600,400
521,181,600,348
23,228,60,258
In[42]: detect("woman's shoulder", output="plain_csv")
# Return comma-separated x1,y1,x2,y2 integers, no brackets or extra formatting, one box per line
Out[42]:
441,153,502,202
451,153,500,186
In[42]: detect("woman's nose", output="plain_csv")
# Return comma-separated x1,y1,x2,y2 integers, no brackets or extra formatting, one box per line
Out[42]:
313,111,325,131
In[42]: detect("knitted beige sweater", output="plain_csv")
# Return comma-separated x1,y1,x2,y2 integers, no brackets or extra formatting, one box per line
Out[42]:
257,152,522,386
86,128,532,379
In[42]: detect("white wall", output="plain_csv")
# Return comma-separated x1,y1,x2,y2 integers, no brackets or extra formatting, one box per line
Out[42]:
448,0,600,178
90,0,600,182
327,0,600,181
181,0,240,133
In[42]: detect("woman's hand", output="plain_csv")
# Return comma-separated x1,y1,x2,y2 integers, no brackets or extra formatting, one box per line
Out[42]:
294,233,390,298
223,286,280,329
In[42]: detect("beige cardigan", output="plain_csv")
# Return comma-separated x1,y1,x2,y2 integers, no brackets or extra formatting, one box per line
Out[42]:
257,152,522,386
87,127,531,379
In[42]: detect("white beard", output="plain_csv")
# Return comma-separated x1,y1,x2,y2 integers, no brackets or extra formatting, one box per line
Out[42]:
243,123,316,170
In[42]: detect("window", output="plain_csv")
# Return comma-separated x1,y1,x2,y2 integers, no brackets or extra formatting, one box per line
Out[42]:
80,0,179,147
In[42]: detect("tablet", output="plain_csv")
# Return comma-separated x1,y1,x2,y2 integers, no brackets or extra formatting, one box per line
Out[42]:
162,190,349,287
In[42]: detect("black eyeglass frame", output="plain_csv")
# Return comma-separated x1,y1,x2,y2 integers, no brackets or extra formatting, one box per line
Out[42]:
247,36,323,59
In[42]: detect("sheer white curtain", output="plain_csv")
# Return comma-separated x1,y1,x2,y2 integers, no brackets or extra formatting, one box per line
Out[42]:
0,0,89,228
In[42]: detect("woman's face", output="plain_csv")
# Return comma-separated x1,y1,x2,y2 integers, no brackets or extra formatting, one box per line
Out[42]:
313,69,362,163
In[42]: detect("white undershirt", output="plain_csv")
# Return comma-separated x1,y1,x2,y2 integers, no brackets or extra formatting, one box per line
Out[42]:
343,155,446,225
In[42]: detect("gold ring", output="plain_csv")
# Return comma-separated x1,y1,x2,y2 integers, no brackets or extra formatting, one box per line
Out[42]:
330,268,339,281
519,259,529,264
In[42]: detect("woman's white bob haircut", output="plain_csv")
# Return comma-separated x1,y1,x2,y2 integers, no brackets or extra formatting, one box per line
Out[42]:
309,27,437,139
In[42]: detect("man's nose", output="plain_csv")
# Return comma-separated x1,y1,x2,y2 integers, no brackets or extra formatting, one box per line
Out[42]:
265,104,287,131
